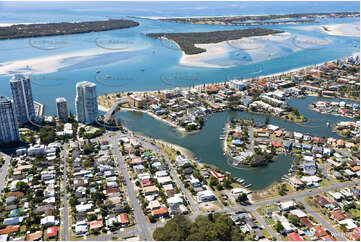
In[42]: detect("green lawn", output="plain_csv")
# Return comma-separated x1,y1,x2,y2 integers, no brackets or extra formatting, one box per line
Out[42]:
349,208,360,218
319,179,332,188
265,217,275,225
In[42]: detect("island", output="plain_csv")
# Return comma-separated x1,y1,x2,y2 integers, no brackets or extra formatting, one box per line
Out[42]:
146,28,284,55
148,12,360,26
0,19,139,40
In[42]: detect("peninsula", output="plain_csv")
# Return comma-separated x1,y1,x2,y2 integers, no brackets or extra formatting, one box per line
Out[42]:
146,28,284,55
0,19,139,40
150,12,360,26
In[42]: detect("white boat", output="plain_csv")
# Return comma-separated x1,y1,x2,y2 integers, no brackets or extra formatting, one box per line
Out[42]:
237,178,245,183
245,184,252,188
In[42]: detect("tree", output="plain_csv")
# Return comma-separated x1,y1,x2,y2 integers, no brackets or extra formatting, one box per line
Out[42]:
148,214,156,223
223,178,232,189
288,214,301,227
78,127,86,137
39,126,56,144
274,221,284,233
153,214,243,241
216,183,223,191
16,181,29,193
83,143,94,155
209,176,218,187
236,193,248,203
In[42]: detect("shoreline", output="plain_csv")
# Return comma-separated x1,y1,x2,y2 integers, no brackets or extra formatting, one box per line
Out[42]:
99,104,190,133
309,104,357,119
0,48,130,76
100,52,359,97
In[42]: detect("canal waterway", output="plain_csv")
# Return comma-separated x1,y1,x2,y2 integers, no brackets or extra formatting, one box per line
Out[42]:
114,96,357,190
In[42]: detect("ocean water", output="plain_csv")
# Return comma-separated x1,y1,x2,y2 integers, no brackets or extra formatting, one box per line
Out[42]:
0,1,359,114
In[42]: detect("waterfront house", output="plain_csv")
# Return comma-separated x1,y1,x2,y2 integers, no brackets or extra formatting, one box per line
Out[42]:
288,177,304,190
283,140,293,152
210,170,226,181
128,95,144,108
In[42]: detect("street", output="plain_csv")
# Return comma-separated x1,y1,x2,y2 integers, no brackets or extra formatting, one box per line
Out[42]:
0,154,10,193
61,144,70,241
109,134,153,241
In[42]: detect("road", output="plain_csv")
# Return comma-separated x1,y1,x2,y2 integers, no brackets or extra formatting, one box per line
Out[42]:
109,134,153,241
60,144,70,241
104,98,128,122
0,154,10,193
320,164,337,185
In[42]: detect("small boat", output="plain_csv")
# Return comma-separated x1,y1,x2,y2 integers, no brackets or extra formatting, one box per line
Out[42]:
245,184,252,188
237,178,245,183
326,122,330,127
96,70,101,74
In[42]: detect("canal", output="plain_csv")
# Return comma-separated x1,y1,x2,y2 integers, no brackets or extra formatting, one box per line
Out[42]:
114,96,356,190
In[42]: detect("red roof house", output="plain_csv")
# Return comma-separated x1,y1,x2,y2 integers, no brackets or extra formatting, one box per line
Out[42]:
288,232,303,241
47,227,58,238
118,213,129,225
0,225,19,235
88,220,103,231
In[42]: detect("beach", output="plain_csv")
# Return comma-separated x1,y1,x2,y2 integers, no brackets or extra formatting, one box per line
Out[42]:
179,41,236,68
321,23,360,37
0,45,145,76
0,22,36,27
178,32,311,69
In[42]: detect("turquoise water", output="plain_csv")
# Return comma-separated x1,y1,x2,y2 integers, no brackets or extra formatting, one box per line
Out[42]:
114,96,356,190
0,2,359,114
